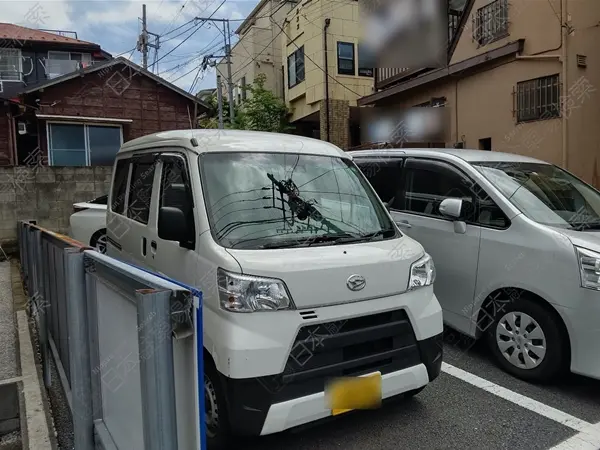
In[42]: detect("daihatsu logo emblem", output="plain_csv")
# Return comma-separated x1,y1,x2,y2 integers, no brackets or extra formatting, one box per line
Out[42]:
346,274,366,291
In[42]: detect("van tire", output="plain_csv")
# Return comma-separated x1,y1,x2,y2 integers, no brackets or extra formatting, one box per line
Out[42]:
486,296,566,383
205,361,232,450
90,229,107,254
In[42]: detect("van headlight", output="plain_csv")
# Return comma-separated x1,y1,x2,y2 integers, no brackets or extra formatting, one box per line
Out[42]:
217,268,295,312
576,246,600,290
408,253,436,290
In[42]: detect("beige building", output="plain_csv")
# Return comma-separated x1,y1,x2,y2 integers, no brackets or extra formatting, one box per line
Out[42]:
282,0,374,148
217,0,294,105
358,0,600,187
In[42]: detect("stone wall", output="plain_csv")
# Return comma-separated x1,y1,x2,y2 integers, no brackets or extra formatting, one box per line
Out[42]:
319,99,350,150
0,166,112,251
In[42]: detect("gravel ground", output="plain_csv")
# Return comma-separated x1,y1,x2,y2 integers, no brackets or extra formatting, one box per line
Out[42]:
0,430,22,450
0,261,17,379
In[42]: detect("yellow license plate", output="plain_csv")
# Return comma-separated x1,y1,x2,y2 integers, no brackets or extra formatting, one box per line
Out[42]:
327,372,382,416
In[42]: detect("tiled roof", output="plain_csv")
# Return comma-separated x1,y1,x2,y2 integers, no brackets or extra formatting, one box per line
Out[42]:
0,23,97,46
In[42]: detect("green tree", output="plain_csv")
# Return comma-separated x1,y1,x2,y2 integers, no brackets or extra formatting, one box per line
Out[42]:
234,73,293,133
196,91,236,129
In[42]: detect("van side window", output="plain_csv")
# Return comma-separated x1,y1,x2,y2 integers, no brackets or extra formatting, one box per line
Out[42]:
111,159,130,214
476,193,510,228
403,159,477,222
160,158,194,226
355,158,403,209
127,160,156,224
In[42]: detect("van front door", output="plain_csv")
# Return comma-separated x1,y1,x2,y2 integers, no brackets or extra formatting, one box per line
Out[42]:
392,158,482,335
151,153,198,286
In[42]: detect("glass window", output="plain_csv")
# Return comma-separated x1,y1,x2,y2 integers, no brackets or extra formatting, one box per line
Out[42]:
0,49,22,81
403,159,477,221
111,159,130,214
159,156,195,242
48,123,121,166
357,44,373,77
89,125,121,165
337,42,355,76
287,46,305,88
474,162,600,230
48,123,87,166
200,152,398,249
355,158,402,208
127,161,156,224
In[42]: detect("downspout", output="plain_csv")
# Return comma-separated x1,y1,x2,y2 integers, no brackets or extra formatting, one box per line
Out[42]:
324,18,331,142
561,0,568,170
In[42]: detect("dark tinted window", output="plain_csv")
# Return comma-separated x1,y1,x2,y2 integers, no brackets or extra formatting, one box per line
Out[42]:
160,157,194,239
127,160,156,224
111,159,130,214
403,159,477,221
355,158,403,209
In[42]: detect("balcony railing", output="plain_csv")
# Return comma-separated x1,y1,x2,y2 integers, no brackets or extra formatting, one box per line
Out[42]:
44,59,101,79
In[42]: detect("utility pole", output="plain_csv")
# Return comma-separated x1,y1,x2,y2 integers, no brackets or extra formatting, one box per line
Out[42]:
141,4,148,69
137,4,161,72
224,20,235,124
216,75,224,129
196,17,235,124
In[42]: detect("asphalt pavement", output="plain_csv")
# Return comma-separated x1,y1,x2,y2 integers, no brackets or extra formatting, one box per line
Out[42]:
245,330,600,450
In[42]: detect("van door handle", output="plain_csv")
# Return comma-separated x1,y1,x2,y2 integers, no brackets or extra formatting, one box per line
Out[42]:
396,220,412,229
142,237,147,256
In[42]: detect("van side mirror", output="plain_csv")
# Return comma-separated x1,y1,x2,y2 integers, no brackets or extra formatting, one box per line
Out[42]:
158,207,188,242
439,198,463,219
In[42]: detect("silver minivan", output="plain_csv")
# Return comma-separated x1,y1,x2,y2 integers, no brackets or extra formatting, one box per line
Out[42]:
351,148,600,382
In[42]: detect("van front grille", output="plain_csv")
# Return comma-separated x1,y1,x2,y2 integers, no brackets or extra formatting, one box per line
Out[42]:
261,309,420,402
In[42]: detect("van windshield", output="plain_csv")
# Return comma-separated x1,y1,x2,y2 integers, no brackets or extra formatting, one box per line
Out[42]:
473,161,600,230
200,152,398,249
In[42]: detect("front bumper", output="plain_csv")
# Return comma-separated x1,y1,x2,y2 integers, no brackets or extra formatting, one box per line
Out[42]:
221,328,443,436
556,294,600,380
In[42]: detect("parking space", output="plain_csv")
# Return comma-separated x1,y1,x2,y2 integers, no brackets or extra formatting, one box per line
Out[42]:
246,333,600,450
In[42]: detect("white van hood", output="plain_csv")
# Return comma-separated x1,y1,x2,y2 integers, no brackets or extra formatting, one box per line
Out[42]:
225,236,424,309
553,227,600,253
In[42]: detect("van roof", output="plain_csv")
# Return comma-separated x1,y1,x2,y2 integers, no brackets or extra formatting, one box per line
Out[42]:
347,148,549,165
118,129,347,158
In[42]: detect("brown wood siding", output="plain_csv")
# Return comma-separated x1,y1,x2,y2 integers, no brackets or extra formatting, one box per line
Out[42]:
28,63,196,158
0,108,12,166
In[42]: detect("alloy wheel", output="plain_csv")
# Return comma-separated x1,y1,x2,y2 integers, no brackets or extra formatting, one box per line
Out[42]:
96,234,108,254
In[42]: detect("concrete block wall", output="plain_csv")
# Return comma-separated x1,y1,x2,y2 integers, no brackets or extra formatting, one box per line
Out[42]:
0,167,112,250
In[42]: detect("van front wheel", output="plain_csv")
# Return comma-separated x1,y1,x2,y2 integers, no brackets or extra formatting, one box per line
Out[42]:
486,297,566,382
205,363,232,449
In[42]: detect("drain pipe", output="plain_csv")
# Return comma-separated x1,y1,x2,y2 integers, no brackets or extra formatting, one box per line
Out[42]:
561,0,568,170
324,18,331,142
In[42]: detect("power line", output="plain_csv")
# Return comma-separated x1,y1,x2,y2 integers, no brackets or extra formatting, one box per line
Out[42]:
161,18,196,38
153,0,226,67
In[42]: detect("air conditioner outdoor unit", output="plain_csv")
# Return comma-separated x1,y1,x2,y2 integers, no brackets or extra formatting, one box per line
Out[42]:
18,122,27,135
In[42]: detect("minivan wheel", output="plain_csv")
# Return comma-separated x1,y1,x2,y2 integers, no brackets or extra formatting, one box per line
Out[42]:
486,298,566,382
204,363,232,450
90,229,107,254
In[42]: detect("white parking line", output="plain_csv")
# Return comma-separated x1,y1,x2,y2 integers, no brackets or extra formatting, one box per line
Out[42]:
441,363,600,448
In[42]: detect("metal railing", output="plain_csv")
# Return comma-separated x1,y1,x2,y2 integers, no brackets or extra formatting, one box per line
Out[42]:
18,221,206,450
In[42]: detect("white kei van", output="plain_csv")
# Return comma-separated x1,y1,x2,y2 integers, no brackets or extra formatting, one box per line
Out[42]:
106,130,443,447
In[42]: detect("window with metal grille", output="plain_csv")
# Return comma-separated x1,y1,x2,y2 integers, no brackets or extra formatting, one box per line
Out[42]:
516,74,560,123
473,0,509,46
0,48,22,81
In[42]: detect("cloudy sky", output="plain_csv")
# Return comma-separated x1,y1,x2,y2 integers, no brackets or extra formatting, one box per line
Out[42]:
1,0,259,93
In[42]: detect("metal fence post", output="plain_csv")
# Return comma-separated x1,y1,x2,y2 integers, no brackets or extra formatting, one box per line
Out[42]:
136,289,178,450
34,230,51,387
64,249,94,450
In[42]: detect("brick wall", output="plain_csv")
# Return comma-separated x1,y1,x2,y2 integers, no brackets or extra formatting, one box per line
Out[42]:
0,166,111,251
319,99,350,150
